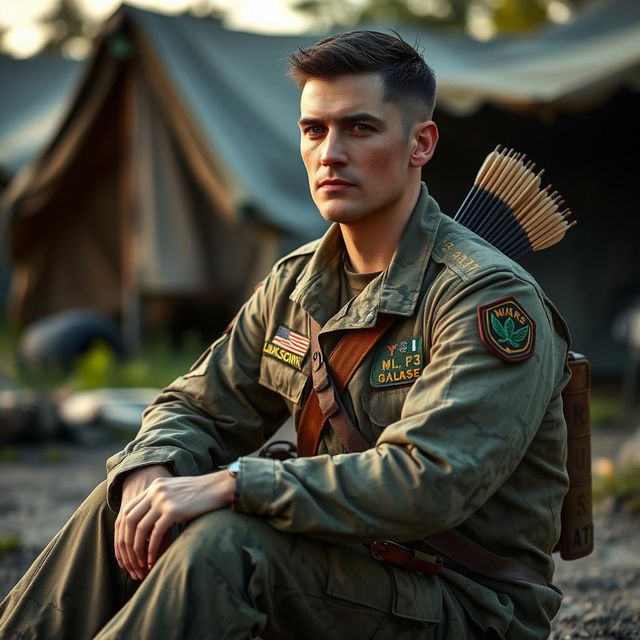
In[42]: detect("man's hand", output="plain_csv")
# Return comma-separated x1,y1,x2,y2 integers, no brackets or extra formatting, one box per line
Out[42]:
115,465,172,580
115,466,236,580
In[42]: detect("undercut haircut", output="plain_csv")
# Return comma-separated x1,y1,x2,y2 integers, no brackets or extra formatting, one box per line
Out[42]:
288,30,436,120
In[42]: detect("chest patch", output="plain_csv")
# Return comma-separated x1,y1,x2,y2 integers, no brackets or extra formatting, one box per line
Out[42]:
263,325,310,371
370,337,423,388
477,296,536,363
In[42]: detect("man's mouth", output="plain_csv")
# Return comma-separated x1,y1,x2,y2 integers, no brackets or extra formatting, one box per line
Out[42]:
317,178,356,191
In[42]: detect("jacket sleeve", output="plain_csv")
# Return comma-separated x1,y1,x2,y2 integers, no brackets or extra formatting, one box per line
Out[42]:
105,272,289,511
233,270,569,543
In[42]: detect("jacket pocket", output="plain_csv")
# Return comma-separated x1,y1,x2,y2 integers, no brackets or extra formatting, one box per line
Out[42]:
258,355,309,405
389,564,443,623
361,387,411,436
325,544,442,624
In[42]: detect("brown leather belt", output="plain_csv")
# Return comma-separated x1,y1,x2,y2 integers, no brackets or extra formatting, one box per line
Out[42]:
297,313,551,588
371,540,443,575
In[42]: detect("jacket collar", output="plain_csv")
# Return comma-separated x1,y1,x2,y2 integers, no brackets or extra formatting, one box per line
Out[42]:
290,183,442,330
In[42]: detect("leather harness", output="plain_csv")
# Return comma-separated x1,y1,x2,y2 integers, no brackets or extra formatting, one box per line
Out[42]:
295,314,550,588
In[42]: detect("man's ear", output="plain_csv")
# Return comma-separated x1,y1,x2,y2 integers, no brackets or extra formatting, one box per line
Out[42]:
409,120,439,168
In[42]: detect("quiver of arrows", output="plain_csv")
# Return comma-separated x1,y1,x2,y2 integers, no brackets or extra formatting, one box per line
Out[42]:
453,145,575,260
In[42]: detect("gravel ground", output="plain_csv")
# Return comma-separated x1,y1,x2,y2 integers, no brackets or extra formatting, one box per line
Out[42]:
550,500,640,639
1,437,639,639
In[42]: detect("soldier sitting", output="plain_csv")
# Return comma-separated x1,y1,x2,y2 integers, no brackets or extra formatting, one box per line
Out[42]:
0,30,570,640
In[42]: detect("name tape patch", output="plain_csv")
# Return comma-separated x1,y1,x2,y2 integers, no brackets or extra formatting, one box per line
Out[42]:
477,296,535,363
371,337,423,388
263,325,310,371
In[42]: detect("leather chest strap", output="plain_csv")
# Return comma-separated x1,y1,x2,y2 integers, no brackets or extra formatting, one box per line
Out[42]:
296,314,395,457
295,313,549,588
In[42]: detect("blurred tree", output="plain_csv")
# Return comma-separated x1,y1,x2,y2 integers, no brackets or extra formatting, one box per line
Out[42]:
291,0,597,37
493,0,547,33
47,0,91,57
0,0,599,59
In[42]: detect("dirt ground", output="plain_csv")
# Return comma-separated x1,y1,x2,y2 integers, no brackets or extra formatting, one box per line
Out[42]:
1,431,639,639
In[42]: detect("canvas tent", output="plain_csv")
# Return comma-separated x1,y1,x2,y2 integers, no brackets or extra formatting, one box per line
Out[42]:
1,9,328,343
0,53,83,187
2,0,639,369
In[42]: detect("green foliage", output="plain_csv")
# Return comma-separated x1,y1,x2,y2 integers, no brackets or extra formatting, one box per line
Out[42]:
594,464,640,513
68,337,205,391
0,534,22,553
292,0,467,30
71,341,118,390
493,0,547,34
291,0,597,35
0,321,205,393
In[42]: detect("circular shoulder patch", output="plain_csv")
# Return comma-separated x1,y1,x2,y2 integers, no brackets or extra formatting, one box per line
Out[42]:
477,296,536,363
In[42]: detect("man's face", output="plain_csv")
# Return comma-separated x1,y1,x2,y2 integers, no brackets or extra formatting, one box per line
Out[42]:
299,73,418,224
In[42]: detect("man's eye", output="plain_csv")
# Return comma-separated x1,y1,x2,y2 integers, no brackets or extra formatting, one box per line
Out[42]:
304,126,326,136
352,123,374,133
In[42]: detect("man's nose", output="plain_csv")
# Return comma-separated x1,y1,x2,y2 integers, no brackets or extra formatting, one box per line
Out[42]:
320,131,347,166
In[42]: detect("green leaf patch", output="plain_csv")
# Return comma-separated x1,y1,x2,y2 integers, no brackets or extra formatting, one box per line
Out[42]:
477,297,535,362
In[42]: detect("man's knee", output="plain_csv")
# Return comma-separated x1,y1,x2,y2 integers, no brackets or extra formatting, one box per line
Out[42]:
170,508,288,576
160,508,330,609
70,480,116,538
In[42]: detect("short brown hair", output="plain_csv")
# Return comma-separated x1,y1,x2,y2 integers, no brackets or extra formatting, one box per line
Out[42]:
288,30,436,119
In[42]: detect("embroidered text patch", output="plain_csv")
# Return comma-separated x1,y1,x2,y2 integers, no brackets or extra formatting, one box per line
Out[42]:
263,325,309,370
370,337,423,388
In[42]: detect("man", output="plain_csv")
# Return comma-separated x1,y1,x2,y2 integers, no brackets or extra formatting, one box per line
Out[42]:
0,30,570,639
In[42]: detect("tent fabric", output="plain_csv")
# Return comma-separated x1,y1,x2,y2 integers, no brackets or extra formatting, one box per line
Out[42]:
131,13,322,238
420,0,640,113
123,0,640,232
0,53,83,182
2,0,639,184
1,1,639,364
132,64,261,294
6,51,127,325
3,20,271,328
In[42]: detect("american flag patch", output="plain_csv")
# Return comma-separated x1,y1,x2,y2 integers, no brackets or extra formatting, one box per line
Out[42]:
272,325,310,357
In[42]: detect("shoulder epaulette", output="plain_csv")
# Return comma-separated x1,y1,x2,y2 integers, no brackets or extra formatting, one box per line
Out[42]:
433,219,526,283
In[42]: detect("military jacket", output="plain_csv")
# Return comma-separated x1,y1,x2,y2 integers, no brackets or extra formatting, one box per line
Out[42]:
107,184,571,639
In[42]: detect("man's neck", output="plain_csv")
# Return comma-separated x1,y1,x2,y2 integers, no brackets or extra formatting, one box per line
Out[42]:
340,181,421,274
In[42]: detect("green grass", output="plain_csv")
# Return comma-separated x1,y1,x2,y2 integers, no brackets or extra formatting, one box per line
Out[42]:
0,321,206,393
67,338,204,391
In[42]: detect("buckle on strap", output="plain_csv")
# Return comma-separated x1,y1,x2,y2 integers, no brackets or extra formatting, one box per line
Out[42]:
371,540,443,575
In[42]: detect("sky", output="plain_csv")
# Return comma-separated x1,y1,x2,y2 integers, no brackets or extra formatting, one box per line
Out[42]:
0,0,315,58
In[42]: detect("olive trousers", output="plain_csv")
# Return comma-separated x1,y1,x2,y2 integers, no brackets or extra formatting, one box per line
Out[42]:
0,482,448,639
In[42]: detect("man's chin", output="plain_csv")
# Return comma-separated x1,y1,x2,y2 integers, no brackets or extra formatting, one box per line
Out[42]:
316,203,365,224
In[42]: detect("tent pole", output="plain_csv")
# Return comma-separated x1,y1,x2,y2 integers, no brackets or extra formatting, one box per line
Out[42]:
120,57,141,355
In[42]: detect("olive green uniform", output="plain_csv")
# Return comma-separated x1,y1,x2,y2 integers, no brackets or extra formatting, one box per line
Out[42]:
0,185,570,639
